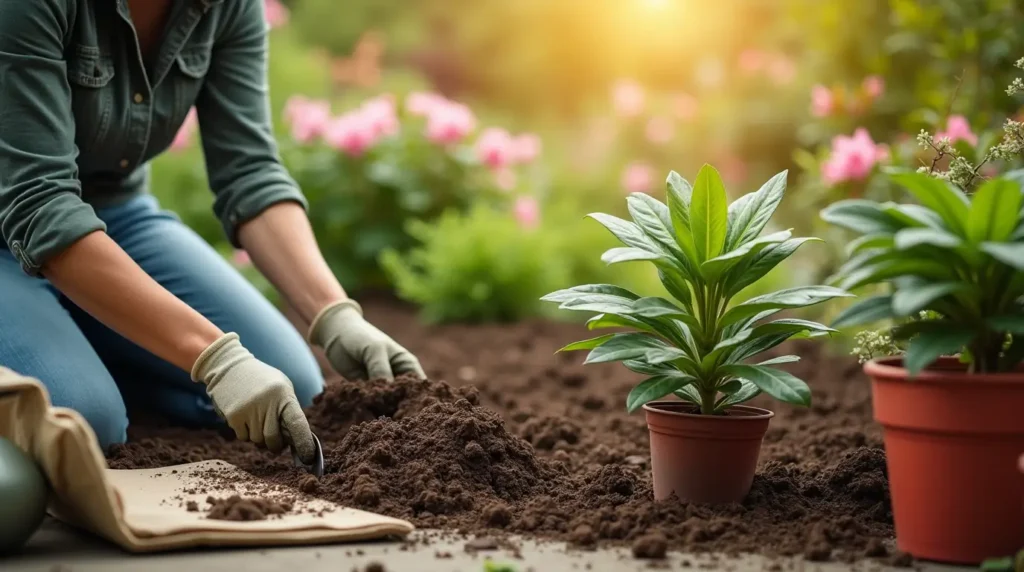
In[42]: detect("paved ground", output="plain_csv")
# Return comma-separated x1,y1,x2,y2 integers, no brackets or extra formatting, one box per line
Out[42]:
4,518,975,572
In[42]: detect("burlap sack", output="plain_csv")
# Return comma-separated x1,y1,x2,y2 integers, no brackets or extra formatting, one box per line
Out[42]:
0,366,413,552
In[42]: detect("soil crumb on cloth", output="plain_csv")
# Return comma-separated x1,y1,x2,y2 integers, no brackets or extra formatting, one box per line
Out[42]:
205,495,292,521
107,297,896,563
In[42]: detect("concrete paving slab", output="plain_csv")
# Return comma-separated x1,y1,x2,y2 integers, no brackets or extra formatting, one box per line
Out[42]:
4,518,975,572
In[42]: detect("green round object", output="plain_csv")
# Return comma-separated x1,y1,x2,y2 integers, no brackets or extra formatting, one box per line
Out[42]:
0,437,48,553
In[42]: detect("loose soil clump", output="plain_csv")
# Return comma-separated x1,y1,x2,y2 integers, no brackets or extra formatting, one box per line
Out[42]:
204,495,291,521
106,297,896,563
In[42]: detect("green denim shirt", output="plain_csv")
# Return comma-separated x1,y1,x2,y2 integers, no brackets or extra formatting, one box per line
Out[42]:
0,0,307,275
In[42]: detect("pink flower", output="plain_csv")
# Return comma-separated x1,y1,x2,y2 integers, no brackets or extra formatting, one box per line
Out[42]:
475,128,515,170
284,96,331,143
264,0,289,29
936,115,978,147
810,85,834,117
767,55,796,86
862,75,885,99
359,94,399,138
738,49,767,74
645,116,675,144
232,249,251,268
405,91,445,116
425,101,476,145
511,133,542,164
821,128,888,185
621,162,655,194
323,112,375,157
611,79,645,117
513,196,540,230
672,93,698,121
169,108,198,152
495,168,517,192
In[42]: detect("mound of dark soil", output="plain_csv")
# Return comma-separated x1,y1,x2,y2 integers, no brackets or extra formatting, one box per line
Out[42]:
205,495,292,521
105,297,897,563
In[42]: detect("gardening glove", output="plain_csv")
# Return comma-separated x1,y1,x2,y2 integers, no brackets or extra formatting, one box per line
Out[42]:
308,299,426,381
191,333,316,464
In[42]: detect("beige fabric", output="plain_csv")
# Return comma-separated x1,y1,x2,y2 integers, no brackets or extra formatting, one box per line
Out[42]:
0,366,413,553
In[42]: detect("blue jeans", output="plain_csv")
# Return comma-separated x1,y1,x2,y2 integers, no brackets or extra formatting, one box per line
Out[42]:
0,195,324,449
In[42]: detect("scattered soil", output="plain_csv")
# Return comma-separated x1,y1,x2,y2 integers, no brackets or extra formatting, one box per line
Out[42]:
106,297,896,563
205,495,292,521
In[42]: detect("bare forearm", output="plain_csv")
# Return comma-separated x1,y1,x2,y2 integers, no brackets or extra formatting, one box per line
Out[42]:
41,231,224,371
237,202,347,324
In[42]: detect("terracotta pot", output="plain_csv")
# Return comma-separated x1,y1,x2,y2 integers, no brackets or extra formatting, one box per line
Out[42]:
866,357,1024,564
642,401,773,504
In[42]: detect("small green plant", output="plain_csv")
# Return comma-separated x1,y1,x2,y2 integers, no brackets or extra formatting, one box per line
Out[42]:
543,165,851,414
822,171,1024,374
381,204,569,323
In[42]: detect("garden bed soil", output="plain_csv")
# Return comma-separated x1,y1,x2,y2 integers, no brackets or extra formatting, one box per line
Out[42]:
107,297,899,564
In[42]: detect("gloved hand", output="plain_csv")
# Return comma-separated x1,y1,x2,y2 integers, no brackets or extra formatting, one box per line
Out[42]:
308,299,426,381
191,333,316,463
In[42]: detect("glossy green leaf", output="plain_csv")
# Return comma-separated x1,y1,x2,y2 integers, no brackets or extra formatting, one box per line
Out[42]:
845,234,894,257
702,329,753,368
820,199,905,234
904,329,975,376
831,295,895,328
968,178,1022,242
701,230,792,280
558,334,617,352
892,282,965,316
893,227,963,250
674,385,703,405
728,332,796,363
837,258,954,292
988,315,1024,334
880,202,945,229
586,213,653,250
601,247,666,265
626,375,694,413
723,365,811,406
645,346,692,365
724,170,788,249
541,284,640,304
714,380,761,411
980,242,1024,270
627,297,689,319
666,171,699,261
585,333,668,364
890,172,970,234
623,359,676,376
658,269,693,308
723,237,821,297
557,293,635,315
690,164,728,262
721,286,853,327
627,193,684,258
755,355,801,366
586,313,644,330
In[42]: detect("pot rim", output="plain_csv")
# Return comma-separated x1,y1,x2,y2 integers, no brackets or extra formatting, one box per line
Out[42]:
642,401,775,421
865,356,1024,384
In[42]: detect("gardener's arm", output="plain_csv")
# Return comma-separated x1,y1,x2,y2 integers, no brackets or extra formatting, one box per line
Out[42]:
197,1,424,381
0,0,315,461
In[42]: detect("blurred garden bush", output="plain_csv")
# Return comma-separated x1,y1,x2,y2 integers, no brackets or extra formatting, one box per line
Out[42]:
147,0,1024,324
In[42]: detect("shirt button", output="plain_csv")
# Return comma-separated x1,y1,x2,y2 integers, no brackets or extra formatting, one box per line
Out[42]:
133,93,144,104
119,159,129,168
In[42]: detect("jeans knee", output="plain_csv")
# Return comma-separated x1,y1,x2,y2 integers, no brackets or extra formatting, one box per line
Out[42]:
279,350,324,407
79,402,129,451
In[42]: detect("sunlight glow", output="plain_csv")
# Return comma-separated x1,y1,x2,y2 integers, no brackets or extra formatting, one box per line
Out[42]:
642,0,672,9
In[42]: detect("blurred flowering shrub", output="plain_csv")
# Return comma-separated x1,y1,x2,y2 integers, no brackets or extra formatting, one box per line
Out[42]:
278,92,542,291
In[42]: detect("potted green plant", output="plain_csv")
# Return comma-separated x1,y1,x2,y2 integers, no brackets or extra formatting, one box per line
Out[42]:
822,171,1024,564
543,164,850,504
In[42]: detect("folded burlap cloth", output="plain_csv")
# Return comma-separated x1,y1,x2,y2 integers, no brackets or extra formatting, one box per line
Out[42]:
0,366,412,552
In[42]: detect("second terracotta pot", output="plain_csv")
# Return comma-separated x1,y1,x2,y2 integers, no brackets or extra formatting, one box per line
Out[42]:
643,401,773,504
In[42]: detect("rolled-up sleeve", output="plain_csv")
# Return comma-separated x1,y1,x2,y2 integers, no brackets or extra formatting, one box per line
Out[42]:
197,0,307,247
0,0,106,275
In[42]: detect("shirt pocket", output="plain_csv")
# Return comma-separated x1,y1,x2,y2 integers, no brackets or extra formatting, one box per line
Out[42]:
171,43,212,118
67,45,115,152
